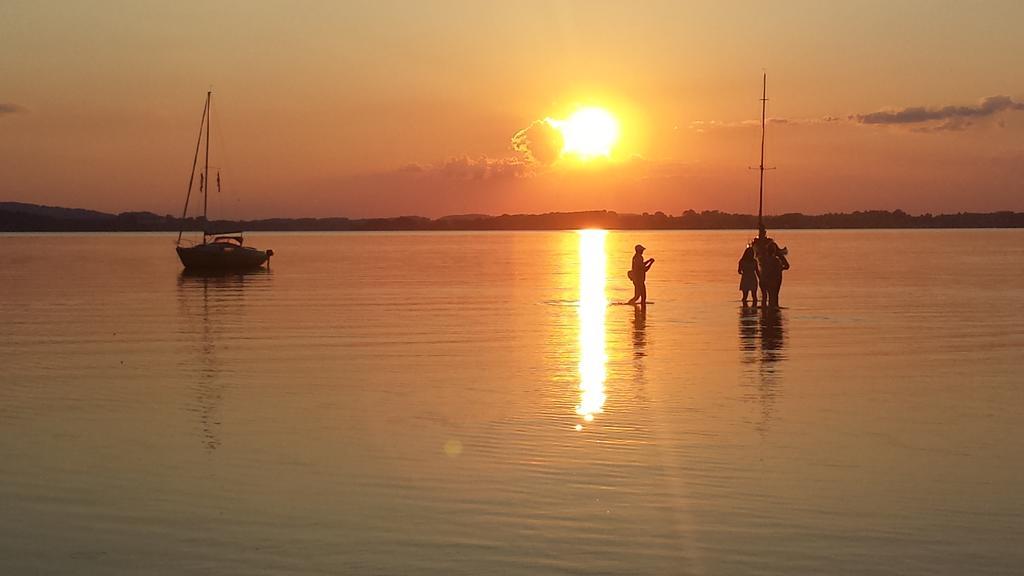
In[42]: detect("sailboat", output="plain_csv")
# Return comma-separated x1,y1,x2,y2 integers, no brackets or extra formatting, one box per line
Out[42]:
175,91,273,271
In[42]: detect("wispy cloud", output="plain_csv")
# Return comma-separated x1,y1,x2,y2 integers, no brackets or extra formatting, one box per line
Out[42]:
853,95,1024,130
0,103,27,117
690,116,839,132
692,95,1024,133
396,156,530,181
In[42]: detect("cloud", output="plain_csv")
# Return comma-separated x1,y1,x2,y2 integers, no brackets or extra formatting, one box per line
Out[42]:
511,119,563,164
436,156,529,180
0,103,27,117
692,95,1024,134
310,152,729,219
399,156,530,181
852,95,1024,130
690,116,838,132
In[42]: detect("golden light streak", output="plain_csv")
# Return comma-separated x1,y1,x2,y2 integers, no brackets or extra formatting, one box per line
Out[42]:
575,229,608,428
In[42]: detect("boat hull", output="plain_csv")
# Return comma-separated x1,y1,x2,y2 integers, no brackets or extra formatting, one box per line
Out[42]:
176,243,271,270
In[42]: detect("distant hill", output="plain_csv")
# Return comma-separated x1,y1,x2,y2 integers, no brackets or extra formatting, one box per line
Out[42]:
436,213,492,222
1,202,1022,232
0,202,176,232
0,201,115,221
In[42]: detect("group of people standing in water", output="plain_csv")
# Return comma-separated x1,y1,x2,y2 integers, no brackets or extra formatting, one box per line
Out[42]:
625,226,790,308
738,226,790,307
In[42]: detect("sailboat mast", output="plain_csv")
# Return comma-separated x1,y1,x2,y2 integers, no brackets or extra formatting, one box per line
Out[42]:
176,93,210,245
202,90,211,242
758,73,767,228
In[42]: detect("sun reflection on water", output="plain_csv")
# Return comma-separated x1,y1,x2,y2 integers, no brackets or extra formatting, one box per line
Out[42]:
575,230,607,429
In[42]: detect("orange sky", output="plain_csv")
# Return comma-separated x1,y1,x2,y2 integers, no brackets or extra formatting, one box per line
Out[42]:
2,1,1023,218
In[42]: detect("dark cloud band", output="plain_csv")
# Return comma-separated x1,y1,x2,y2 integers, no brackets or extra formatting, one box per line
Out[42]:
0,103,27,116
853,95,1024,127
692,95,1024,133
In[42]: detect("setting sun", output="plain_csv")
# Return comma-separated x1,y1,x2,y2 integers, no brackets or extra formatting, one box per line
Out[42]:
549,107,620,160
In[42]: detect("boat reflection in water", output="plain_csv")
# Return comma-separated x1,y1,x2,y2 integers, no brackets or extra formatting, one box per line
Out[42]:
575,230,608,431
177,268,271,450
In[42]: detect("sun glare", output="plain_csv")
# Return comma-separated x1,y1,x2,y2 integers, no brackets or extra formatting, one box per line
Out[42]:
549,107,620,160
575,230,607,429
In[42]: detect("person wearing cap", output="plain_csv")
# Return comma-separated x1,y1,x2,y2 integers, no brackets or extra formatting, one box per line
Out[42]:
626,244,655,306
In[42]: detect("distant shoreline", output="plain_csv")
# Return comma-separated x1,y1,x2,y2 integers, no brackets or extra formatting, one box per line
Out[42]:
2,202,1022,232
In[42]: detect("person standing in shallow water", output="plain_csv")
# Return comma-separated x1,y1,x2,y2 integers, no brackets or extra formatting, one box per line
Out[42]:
738,245,759,306
751,226,790,307
627,244,654,306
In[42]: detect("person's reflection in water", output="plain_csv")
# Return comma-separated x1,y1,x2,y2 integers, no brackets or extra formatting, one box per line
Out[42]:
630,302,650,405
737,306,786,434
738,306,759,363
632,305,647,359
759,306,786,365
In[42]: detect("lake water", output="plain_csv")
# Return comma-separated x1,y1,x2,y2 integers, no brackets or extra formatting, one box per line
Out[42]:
1,230,1022,575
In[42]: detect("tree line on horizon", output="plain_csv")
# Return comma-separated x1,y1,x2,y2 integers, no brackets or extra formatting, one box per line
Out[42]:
1,202,1022,232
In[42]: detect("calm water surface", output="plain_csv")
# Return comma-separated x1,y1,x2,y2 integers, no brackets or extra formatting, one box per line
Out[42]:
1,230,1022,575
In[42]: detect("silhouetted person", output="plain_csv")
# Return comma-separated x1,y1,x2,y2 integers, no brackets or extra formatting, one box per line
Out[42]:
738,246,759,306
626,244,654,307
751,227,790,307
756,243,790,307
775,246,790,305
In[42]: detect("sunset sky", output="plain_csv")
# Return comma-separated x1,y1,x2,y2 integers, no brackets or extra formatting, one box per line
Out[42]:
2,1,1023,219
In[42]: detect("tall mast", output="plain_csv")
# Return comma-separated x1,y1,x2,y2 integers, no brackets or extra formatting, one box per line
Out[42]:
758,73,767,229
203,90,211,242
176,93,209,245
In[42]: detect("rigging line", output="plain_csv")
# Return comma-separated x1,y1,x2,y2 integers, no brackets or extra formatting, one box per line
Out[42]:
177,92,209,245
203,90,211,238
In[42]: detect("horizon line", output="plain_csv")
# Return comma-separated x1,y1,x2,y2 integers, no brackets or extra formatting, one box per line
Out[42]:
4,201,1023,222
